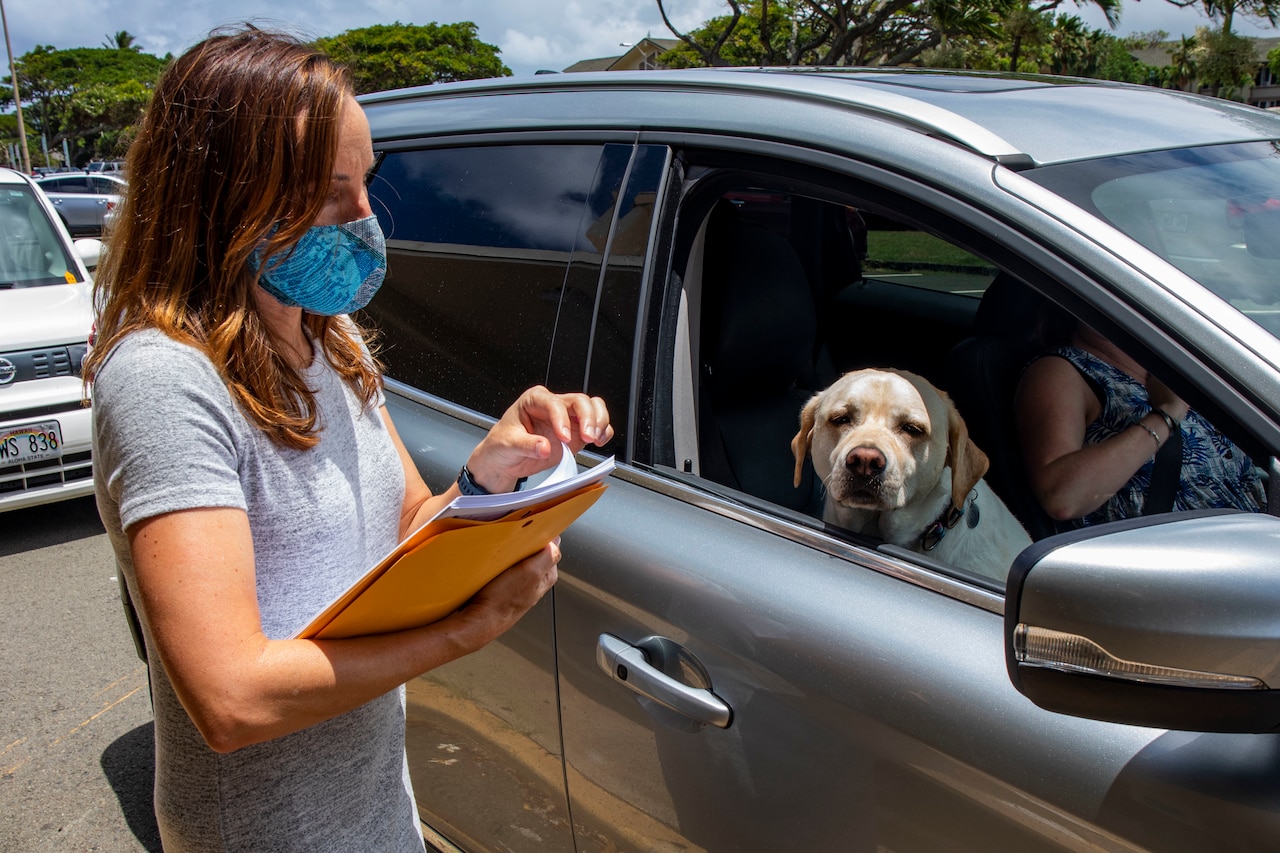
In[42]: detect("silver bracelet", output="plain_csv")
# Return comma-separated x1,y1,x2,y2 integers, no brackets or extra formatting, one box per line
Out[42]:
1139,422,1162,448
1150,407,1178,434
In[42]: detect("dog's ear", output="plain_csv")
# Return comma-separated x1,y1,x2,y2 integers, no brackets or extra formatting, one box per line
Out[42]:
792,394,821,487
945,396,989,509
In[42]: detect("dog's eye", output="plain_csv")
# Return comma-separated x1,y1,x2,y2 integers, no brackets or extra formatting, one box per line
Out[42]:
900,423,926,437
830,414,851,426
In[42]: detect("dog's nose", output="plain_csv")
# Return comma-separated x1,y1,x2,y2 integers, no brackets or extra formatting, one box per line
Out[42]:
845,445,886,476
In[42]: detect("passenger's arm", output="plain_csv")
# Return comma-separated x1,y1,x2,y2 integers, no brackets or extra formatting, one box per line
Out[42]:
1014,356,1175,521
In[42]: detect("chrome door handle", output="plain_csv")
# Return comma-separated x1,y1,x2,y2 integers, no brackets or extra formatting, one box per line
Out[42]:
596,633,732,728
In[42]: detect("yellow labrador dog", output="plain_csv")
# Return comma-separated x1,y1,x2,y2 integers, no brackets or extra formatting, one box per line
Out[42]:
791,368,1030,582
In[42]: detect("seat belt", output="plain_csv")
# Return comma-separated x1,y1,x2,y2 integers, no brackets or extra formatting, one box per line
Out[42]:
1144,419,1182,515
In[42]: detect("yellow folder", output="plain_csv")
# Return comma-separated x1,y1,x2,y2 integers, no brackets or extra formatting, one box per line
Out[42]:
297,482,606,640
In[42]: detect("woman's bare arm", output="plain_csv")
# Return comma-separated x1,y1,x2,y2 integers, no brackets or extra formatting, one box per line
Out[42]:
129,506,558,754
1015,356,1173,521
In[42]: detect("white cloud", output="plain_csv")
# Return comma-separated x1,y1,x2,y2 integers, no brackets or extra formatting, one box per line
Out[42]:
499,30,561,72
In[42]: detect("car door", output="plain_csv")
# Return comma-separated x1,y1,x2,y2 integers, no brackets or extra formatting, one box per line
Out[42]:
89,176,122,224
364,137,655,853
39,175,102,235
552,138,1280,852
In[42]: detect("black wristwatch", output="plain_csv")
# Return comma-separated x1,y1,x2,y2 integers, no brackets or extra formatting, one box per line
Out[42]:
457,464,526,496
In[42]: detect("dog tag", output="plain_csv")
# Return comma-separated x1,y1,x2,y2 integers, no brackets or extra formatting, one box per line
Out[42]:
967,502,980,529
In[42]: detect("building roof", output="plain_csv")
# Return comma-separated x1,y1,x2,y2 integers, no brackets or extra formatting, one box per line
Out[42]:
563,56,619,73
563,37,681,73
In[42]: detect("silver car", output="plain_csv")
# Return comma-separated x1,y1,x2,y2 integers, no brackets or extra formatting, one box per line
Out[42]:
35,172,125,237
357,70,1280,851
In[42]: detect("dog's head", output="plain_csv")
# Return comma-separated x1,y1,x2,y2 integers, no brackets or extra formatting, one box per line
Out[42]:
791,368,989,513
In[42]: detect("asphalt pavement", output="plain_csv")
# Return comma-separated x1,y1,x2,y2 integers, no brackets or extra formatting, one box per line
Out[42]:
1,495,159,852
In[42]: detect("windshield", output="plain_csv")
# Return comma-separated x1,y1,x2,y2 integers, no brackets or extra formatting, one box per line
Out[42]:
1026,141,1280,340
0,183,83,288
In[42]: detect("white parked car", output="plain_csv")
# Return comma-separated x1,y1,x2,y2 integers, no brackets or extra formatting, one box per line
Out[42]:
0,167,100,511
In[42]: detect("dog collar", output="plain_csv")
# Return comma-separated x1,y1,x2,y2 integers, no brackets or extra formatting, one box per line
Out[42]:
920,490,980,551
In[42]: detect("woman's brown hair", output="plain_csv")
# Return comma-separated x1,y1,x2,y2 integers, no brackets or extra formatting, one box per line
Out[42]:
84,26,381,449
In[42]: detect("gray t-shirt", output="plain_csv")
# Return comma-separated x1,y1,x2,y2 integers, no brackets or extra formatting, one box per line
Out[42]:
93,328,424,852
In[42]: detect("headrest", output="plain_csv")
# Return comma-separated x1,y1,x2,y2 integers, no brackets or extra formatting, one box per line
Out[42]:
703,213,816,398
974,273,1047,342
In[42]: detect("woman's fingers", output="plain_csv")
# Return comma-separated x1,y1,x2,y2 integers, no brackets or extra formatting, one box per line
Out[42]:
467,389,613,490
461,541,561,639
515,388,612,449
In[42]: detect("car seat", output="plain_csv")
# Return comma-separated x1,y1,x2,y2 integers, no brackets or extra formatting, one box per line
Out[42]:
944,274,1056,540
697,201,827,515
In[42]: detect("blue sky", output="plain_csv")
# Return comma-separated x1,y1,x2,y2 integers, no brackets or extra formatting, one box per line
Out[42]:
9,0,1279,77
6,0,720,77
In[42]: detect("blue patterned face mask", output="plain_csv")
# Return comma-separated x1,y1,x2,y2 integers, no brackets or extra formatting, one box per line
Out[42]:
250,214,387,315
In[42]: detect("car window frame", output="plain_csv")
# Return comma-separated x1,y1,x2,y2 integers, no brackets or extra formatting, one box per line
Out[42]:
627,133,1280,610
365,130,658,436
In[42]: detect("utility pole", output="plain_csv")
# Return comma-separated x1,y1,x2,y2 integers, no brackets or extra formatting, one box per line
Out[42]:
0,0,30,174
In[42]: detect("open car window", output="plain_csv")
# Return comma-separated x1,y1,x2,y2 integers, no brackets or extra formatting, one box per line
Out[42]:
653,169,1270,590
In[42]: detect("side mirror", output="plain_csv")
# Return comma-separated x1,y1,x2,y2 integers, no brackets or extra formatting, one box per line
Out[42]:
74,237,102,272
1005,510,1280,733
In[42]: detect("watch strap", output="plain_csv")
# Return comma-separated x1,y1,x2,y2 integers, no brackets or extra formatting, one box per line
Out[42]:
457,464,527,496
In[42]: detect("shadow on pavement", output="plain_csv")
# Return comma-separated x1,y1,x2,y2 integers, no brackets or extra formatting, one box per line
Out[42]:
0,495,104,557
102,722,162,852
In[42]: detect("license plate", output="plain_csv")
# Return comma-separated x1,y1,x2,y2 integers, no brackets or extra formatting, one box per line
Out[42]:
0,420,64,466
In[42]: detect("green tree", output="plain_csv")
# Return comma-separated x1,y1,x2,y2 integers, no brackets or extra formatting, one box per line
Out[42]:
1093,35,1159,81
926,0,1002,57
658,0,1121,70
1194,25,1259,97
659,0,1007,67
8,45,168,164
314,22,509,94
1168,34,1199,89
1163,0,1280,35
64,78,155,157
1046,14,1089,74
1000,0,1052,71
661,0,830,66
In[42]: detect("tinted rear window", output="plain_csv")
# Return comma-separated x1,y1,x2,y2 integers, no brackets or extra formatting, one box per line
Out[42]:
365,143,630,417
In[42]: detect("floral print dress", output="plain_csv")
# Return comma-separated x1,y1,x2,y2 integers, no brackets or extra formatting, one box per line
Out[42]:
1049,346,1265,530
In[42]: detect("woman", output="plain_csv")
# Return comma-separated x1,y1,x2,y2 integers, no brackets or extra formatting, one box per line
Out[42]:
1014,310,1263,530
85,28,611,852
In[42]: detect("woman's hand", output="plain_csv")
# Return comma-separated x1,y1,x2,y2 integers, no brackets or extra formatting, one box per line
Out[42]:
465,387,613,493
446,540,562,652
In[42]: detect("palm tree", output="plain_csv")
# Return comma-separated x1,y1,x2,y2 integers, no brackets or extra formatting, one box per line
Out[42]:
995,0,1119,73
1000,0,1050,71
102,31,138,51
1167,34,1198,90
930,0,1002,50
1047,15,1088,75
